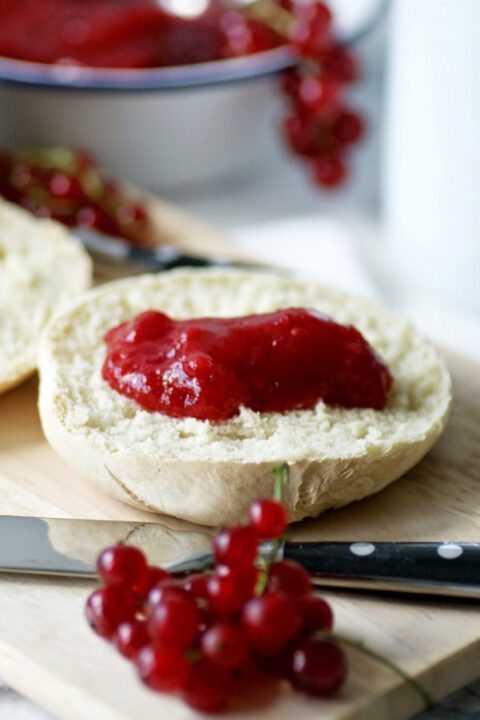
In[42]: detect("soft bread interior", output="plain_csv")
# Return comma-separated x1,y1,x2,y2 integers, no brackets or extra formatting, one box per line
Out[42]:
0,199,92,394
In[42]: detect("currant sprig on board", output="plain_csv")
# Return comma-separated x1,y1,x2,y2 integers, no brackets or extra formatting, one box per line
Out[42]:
85,463,434,713
85,466,345,712
0,147,148,242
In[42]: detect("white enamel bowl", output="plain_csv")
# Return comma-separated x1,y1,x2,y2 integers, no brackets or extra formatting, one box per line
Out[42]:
0,49,292,191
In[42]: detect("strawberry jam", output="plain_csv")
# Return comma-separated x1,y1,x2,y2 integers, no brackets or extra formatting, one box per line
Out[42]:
102,308,392,421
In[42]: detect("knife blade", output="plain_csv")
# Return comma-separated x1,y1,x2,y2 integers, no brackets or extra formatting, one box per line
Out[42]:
1,516,479,599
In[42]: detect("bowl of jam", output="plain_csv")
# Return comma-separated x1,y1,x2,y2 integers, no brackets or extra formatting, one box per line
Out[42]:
0,0,384,191
0,0,294,190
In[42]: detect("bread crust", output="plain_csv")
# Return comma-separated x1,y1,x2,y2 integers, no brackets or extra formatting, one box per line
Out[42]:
38,270,452,526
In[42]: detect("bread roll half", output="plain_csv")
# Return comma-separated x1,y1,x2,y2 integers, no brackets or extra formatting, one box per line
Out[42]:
38,270,451,526
0,199,92,394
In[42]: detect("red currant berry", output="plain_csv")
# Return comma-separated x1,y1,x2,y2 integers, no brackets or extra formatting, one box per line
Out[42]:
116,202,147,226
75,205,99,227
201,622,249,671
206,572,245,617
9,163,34,191
17,195,37,213
96,544,148,590
114,619,149,659
215,564,258,599
75,149,95,169
283,114,316,156
242,593,301,656
145,565,170,590
132,564,171,598
136,644,189,693
254,643,293,677
297,76,340,118
266,560,312,599
85,586,137,639
145,582,188,616
321,45,359,83
48,172,81,200
290,639,347,697
331,110,365,145
213,526,258,570
75,204,116,234
54,211,76,227
299,594,334,633
248,498,288,539
182,573,210,600
289,2,332,59
183,660,232,713
0,152,10,177
34,206,52,219
148,594,200,649
312,152,347,188
222,13,276,57
281,69,301,99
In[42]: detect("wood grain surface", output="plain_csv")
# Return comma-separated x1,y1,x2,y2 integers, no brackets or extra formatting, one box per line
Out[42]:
0,350,479,720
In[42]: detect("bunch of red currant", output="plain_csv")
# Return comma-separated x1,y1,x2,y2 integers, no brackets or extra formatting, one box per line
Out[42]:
85,494,346,713
276,0,365,187
0,147,148,242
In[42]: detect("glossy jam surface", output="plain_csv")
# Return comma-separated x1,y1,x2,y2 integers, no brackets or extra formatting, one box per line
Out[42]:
102,308,392,421
0,0,280,68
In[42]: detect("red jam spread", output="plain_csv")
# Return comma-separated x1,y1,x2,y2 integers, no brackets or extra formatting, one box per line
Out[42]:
102,308,393,421
0,1,280,68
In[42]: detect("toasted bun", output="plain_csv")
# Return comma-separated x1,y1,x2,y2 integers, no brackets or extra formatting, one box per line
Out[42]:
0,199,92,394
38,270,451,526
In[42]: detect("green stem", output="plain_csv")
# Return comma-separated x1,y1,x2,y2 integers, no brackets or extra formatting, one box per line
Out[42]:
255,464,289,595
326,632,434,709
242,0,293,36
273,462,289,502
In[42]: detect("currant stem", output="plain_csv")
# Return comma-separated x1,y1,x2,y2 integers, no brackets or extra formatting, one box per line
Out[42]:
254,464,289,595
273,463,289,502
15,147,77,174
241,0,293,36
325,632,434,709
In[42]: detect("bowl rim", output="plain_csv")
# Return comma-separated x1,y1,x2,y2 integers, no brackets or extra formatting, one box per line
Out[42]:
0,46,295,92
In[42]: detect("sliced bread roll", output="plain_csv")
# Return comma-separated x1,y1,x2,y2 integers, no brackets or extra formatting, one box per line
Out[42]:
38,270,452,526
0,199,92,394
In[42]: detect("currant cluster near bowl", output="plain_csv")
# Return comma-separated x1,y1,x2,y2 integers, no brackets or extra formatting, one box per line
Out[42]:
280,1,365,187
0,147,148,243
85,497,347,713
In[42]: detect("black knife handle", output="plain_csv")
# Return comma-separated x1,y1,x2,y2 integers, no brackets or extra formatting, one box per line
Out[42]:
283,542,480,586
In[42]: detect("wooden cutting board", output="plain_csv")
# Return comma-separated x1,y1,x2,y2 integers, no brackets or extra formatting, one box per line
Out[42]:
0,200,479,720
0,353,479,720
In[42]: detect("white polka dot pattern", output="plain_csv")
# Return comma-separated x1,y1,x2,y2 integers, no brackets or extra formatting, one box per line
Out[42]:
437,543,464,560
350,542,376,557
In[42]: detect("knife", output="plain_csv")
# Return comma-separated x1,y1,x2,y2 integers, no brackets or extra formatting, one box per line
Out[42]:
1,516,479,599
73,227,247,272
